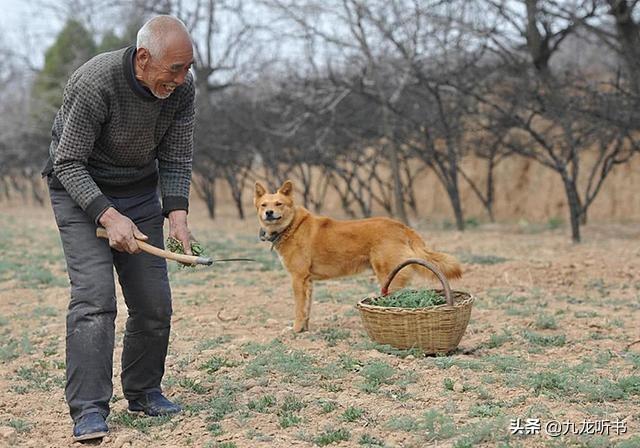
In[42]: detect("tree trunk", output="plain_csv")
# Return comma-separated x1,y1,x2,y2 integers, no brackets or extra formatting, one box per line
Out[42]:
580,211,587,226
205,184,216,219
486,160,496,222
194,178,216,220
380,100,408,224
447,184,465,231
561,175,582,243
388,141,408,224
608,0,640,95
225,175,245,220
235,198,245,220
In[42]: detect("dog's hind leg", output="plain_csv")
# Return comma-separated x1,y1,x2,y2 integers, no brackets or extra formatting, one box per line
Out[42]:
291,274,312,332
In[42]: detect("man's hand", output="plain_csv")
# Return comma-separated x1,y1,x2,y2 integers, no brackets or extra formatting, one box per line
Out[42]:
167,210,192,255
98,207,148,254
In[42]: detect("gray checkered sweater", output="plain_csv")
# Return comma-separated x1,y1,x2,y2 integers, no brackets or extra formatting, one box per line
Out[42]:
45,46,195,223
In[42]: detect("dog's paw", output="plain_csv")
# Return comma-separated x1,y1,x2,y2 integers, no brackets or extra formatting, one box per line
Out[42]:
292,321,308,333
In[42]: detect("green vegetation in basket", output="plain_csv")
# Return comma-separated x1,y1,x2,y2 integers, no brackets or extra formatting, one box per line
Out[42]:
370,289,446,308
166,236,207,266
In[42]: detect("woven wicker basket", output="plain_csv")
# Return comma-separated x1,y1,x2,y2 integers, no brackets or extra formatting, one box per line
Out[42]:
356,258,474,354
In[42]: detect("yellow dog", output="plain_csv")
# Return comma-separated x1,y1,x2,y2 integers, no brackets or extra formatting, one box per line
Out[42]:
255,180,462,332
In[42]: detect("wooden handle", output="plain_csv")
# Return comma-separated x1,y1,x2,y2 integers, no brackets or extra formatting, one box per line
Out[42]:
381,258,453,306
96,228,213,266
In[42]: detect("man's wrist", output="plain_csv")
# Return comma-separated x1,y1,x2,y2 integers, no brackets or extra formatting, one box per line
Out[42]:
167,209,187,219
98,207,119,227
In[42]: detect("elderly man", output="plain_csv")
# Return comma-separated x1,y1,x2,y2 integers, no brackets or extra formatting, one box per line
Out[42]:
42,16,196,441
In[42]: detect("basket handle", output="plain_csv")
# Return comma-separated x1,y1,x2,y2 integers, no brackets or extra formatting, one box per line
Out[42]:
381,258,453,306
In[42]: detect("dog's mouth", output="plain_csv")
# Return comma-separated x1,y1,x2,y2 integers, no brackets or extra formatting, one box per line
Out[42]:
263,214,282,222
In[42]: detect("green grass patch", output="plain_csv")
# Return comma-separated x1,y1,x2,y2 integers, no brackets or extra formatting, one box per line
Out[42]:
485,329,513,348
468,402,504,417
444,378,455,391
625,352,640,370
200,356,238,374
247,394,276,413
178,377,207,394
13,361,64,393
216,442,237,448
535,314,558,330
522,331,566,347
196,335,233,351
207,422,223,436
386,410,456,441
244,339,314,381
318,399,338,414
575,310,599,318
109,411,175,433
485,354,526,373
17,265,67,288
360,360,396,393
267,394,304,428
32,305,58,318
280,395,305,413
279,411,302,428
8,418,31,433
453,417,509,447
359,434,386,446
205,379,241,422
318,327,351,346
616,436,640,448
341,406,365,422
314,427,351,446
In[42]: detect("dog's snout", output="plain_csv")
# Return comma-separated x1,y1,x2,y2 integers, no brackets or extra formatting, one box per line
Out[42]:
266,210,274,217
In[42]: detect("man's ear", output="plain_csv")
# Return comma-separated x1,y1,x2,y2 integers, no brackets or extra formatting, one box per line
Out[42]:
135,47,151,72
278,180,293,196
254,182,267,201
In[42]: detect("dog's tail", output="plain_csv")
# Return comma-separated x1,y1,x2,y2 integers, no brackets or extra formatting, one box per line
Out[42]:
408,230,462,280
417,248,463,280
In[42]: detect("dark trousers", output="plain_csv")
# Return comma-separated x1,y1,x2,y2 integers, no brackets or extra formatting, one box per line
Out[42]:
49,187,172,422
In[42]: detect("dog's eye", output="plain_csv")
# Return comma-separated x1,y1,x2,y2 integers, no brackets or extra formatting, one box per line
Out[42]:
261,203,267,207
275,202,282,207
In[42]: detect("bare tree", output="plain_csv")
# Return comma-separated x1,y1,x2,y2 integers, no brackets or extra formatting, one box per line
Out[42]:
263,0,417,223
472,0,635,242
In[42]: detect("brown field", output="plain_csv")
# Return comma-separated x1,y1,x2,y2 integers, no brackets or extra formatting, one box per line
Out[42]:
0,203,639,448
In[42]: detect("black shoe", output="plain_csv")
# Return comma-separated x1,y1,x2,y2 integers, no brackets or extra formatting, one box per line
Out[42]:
73,412,109,442
128,391,182,417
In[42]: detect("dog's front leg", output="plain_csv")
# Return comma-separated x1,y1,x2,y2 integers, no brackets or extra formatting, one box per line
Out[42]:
291,275,311,332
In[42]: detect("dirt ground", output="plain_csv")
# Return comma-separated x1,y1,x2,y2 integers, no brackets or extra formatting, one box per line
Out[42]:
0,205,638,448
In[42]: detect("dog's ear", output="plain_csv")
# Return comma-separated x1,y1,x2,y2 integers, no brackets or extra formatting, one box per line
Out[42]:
278,180,294,197
254,182,267,200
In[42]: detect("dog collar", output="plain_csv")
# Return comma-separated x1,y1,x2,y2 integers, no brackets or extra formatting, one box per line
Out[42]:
259,228,283,251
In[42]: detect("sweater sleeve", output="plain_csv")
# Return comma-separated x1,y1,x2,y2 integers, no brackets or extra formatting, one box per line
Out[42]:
157,72,196,217
53,77,113,223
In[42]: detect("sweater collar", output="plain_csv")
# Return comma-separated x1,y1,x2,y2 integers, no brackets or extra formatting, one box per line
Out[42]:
123,46,157,102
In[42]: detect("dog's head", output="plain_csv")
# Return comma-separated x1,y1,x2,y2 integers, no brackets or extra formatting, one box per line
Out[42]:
254,180,296,238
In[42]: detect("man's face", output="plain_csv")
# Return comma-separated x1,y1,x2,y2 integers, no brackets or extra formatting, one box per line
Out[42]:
137,41,193,99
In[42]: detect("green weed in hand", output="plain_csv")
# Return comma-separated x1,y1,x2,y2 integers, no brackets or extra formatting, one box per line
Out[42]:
166,236,207,268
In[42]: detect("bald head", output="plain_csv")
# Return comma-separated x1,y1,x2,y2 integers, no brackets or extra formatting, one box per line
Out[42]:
136,15,192,59
134,15,194,99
